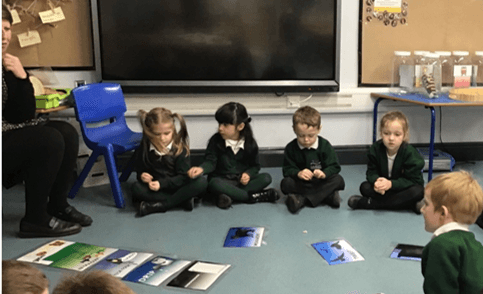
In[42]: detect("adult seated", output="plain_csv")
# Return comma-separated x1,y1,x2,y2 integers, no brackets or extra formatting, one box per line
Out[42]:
2,6,92,238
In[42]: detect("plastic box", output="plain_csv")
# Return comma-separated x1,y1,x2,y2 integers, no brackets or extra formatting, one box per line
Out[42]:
417,148,455,171
35,88,72,109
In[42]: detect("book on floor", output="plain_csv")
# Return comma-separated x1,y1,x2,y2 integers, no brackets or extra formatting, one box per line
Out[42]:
42,242,117,271
123,255,192,287
312,239,365,265
390,243,424,261
92,249,153,278
17,239,76,265
223,227,265,248
167,261,231,291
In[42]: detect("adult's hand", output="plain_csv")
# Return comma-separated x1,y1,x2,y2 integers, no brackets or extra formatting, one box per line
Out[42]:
3,53,27,79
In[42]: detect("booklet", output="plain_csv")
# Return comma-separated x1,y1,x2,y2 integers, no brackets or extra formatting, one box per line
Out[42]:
223,227,265,248
92,250,153,278
167,261,231,291
42,242,117,272
390,243,424,261
312,239,365,265
123,255,192,287
17,239,75,265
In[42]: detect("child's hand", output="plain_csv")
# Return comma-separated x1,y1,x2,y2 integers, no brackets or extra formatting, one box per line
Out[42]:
298,169,313,181
240,173,250,185
374,177,391,193
149,181,160,191
187,167,204,179
141,172,153,183
313,169,326,179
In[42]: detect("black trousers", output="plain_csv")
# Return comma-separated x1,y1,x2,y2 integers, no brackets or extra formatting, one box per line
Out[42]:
2,121,79,223
280,174,345,206
359,181,424,210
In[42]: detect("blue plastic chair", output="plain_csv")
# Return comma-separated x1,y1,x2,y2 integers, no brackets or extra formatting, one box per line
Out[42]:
68,83,142,208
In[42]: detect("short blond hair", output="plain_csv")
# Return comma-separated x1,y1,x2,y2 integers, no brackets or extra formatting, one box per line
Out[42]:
292,106,321,128
426,171,483,224
2,260,49,294
52,270,136,294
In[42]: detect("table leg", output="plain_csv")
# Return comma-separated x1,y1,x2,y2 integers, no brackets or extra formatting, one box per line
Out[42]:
373,98,383,143
428,106,436,181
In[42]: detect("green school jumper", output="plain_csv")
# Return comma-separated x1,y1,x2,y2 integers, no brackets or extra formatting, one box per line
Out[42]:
422,230,483,294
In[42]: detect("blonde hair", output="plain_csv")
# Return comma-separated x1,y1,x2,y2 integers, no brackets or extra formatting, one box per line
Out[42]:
52,271,136,294
2,260,49,294
379,111,410,142
138,107,189,157
292,106,321,128
426,170,483,224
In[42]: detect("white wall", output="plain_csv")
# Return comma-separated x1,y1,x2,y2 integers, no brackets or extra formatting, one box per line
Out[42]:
50,0,483,150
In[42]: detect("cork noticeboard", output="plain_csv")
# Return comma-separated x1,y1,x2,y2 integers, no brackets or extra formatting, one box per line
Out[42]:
6,0,94,68
360,0,483,85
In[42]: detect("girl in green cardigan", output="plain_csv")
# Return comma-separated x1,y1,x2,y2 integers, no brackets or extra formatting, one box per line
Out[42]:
132,108,207,216
188,102,278,209
348,111,425,212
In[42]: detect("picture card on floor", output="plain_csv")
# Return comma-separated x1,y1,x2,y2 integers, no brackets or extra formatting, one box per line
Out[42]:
312,239,364,265
42,242,117,271
17,240,75,265
223,227,265,247
167,261,231,291
123,256,192,287
390,243,424,261
92,250,153,278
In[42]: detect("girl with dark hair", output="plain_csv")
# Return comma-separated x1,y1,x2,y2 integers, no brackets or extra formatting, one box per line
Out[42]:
132,107,207,216
2,5,91,238
188,102,278,208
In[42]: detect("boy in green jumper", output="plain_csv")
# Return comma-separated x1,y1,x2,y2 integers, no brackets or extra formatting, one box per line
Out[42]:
420,171,483,294
281,106,345,213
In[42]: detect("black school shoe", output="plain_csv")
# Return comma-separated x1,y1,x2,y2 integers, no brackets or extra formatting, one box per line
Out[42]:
216,194,232,209
286,194,305,214
19,217,82,238
138,201,167,217
476,214,483,230
182,198,195,212
325,191,342,208
49,206,93,227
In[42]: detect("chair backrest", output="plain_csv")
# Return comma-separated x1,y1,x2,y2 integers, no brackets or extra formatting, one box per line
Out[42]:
71,83,130,148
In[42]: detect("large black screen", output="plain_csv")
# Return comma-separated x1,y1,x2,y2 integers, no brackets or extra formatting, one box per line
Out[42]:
98,0,339,93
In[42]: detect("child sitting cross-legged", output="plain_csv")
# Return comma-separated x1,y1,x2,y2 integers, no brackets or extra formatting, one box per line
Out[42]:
420,170,483,294
281,106,345,214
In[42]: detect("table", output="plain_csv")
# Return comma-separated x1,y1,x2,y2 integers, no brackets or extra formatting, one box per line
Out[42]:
371,92,483,181
36,105,70,114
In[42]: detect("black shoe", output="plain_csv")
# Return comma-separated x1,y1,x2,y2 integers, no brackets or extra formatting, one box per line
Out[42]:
286,194,305,214
347,195,363,209
326,191,342,208
413,199,424,215
19,217,82,238
216,194,232,209
49,206,93,227
182,198,195,212
138,201,167,217
249,188,280,203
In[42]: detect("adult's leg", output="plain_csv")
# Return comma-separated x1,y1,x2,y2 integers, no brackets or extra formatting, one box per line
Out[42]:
3,126,64,224
44,120,79,212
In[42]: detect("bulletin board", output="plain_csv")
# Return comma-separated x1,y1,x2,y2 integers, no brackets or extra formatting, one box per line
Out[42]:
5,0,94,68
360,0,483,85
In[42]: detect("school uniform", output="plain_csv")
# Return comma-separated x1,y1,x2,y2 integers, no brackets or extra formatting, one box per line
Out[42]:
422,222,483,294
132,143,207,208
359,140,424,210
281,136,345,206
200,133,271,202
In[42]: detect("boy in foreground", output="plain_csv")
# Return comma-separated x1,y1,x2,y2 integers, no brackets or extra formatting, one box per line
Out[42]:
420,170,483,294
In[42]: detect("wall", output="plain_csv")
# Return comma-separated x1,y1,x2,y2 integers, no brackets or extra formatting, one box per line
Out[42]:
50,0,483,150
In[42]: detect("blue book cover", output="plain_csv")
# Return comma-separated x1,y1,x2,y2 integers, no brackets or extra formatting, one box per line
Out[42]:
223,227,264,248
312,239,364,265
122,256,191,287
389,244,423,261
92,250,153,278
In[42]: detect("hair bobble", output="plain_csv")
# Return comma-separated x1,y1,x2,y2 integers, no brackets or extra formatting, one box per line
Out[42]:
245,116,252,123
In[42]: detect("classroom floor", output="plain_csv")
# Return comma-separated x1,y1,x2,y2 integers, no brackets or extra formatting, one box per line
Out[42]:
3,161,483,294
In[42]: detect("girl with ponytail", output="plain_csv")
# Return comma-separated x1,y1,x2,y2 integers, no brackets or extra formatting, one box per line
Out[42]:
132,107,207,216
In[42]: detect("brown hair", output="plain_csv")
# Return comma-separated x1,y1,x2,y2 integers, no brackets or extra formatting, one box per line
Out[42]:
2,5,13,24
292,106,321,128
426,170,483,224
379,111,410,142
52,270,136,294
138,107,189,157
2,260,49,294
